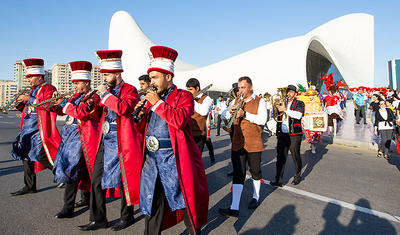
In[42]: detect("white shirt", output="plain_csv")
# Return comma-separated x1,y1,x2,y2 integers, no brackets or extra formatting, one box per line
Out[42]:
194,94,213,116
216,101,227,115
378,109,394,130
224,94,267,126
281,100,303,133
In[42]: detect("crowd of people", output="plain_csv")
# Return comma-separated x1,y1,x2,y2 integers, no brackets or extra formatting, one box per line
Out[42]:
5,45,399,234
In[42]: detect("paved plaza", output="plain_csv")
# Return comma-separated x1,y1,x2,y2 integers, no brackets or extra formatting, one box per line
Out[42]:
0,111,399,234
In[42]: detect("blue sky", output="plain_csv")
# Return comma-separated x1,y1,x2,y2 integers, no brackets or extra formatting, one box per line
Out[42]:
1,0,398,86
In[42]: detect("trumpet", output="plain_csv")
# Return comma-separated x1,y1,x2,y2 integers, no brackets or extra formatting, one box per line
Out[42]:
28,90,75,112
0,88,30,114
137,85,154,96
132,84,158,121
79,83,108,104
272,87,288,123
223,94,245,133
193,84,213,98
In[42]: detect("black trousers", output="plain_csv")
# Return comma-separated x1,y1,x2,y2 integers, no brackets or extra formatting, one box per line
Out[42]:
194,135,215,162
231,148,262,184
89,143,133,222
23,147,52,190
144,177,197,235
63,156,90,211
355,105,366,123
216,114,222,135
204,138,215,161
275,134,302,184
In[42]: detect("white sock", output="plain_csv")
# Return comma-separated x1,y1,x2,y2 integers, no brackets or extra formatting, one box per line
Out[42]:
252,180,261,201
230,184,243,210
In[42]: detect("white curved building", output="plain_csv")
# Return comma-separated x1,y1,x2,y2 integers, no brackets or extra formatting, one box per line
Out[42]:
108,11,374,94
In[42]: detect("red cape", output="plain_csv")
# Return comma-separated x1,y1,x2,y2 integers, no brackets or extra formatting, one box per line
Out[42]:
60,92,103,191
18,83,61,173
99,82,143,206
138,86,209,232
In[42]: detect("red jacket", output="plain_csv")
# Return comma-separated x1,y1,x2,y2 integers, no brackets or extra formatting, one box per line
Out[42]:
137,86,209,232
17,83,61,173
58,92,103,190
98,82,143,206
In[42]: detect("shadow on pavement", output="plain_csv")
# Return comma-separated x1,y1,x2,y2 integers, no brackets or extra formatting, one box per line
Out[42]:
319,199,396,235
37,185,57,193
0,165,23,176
387,154,400,172
0,159,18,164
241,204,299,235
301,141,329,180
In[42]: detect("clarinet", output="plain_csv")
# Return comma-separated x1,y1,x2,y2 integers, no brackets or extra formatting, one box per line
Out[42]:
132,84,157,121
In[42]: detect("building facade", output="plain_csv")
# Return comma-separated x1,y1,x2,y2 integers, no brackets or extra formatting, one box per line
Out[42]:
388,59,400,90
0,80,18,108
51,63,102,93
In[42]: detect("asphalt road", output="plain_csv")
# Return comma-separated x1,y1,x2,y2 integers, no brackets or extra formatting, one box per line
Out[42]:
0,111,399,234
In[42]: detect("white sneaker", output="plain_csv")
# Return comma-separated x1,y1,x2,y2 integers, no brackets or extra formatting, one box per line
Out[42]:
311,149,316,154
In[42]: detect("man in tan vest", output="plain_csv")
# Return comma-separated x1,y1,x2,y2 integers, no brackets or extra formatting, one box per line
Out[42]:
219,76,267,217
186,78,214,163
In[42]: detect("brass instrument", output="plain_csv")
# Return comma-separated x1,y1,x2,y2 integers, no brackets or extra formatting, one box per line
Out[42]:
223,87,237,103
79,83,108,104
132,84,158,121
193,84,213,98
28,90,75,112
223,94,245,133
0,88,30,114
272,87,288,123
137,86,154,96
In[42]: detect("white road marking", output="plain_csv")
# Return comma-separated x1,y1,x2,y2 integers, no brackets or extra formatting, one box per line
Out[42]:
259,179,400,223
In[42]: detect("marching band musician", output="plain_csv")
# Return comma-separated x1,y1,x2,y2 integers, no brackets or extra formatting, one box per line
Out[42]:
270,85,305,187
135,46,209,234
10,58,61,196
78,50,142,231
51,61,99,219
297,85,323,154
186,78,214,162
219,76,267,217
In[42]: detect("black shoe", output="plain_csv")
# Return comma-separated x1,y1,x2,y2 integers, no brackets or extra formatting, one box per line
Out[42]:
216,134,220,136
78,221,108,231
269,181,282,187
55,208,74,219
210,158,215,164
218,208,239,217
75,200,89,208
248,198,259,209
291,178,301,185
111,218,135,231
356,122,360,124
227,171,234,176
10,187,37,196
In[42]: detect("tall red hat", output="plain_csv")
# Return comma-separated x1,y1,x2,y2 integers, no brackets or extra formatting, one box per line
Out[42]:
22,58,45,77
69,61,92,82
147,46,178,77
96,50,123,73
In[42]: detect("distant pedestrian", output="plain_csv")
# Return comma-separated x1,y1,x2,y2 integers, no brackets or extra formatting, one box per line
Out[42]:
215,95,227,136
353,88,367,124
374,100,395,159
